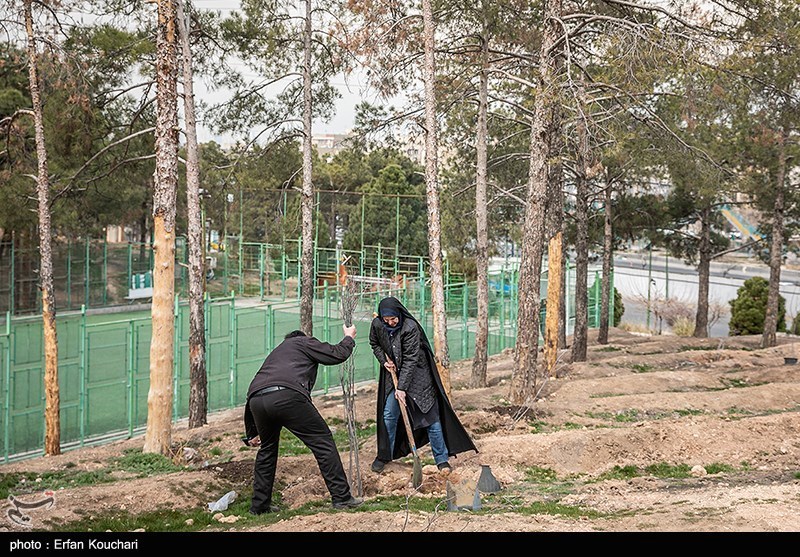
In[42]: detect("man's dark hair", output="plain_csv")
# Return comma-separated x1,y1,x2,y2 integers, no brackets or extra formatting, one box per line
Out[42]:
284,330,307,339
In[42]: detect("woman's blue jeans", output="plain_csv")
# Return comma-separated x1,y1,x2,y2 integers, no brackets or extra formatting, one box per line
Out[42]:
384,392,449,465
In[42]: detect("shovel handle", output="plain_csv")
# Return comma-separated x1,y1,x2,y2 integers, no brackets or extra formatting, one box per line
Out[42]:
384,353,418,455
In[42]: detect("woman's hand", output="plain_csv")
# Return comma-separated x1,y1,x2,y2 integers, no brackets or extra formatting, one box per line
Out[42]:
394,389,407,406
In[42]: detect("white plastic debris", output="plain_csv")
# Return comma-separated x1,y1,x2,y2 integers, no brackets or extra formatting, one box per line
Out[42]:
208,490,237,512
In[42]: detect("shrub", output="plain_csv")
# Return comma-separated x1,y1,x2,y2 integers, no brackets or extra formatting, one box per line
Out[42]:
671,316,695,337
613,287,624,327
728,277,785,336
791,314,800,336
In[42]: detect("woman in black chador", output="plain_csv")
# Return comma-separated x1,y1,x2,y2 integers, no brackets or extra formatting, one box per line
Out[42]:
368,296,477,473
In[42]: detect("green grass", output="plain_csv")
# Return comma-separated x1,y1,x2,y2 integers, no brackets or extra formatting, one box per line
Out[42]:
113,449,183,476
631,364,654,373
674,409,704,417
596,465,641,481
524,466,558,483
560,422,583,430
726,406,754,416
720,378,763,389
516,501,608,519
614,409,641,423
0,470,116,499
644,462,691,479
589,392,626,399
705,462,735,474
794,472,800,480
598,346,622,352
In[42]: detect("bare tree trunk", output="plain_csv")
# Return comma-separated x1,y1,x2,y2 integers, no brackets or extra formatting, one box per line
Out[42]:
178,0,207,428
572,106,589,362
558,231,567,349
300,0,314,335
543,99,564,376
421,0,451,397
598,179,613,344
511,0,562,406
24,0,59,456
470,27,489,389
544,232,562,376
762,133,787,348
693,206,711,338
144,0,179,456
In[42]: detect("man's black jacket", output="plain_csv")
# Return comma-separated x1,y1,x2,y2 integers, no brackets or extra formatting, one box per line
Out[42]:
243,334,355,439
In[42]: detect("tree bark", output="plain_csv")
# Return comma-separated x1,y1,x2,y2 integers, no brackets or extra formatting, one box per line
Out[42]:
693,206,711,338
144,0,179,456
598,178,613,344
178,0,207,428
421,0,451,397
510,0,562,406
300,0,314,335
544,231,562,376
470,27,489,389
572,104,589,362
24,0,60,456
762,133,786,348
558,231,567,349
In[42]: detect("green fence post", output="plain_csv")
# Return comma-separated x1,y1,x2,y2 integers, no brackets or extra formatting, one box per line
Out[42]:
127,320,135,438
500,271,506,351
103,235,108,305
394,196,400,274
3,311,11,462
462,283,469,359
9,240,14,314
238,235,244,295
259,244,265,301
66,240,72,309
323,282,329,394
79,304,87,447
173,295,180,422
84,238,90,308
281,248,287,301
377,243,382,278
229,293,236,407
268,306,275,352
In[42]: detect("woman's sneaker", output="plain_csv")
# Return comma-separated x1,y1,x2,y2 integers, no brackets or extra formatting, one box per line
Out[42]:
437,462,452,473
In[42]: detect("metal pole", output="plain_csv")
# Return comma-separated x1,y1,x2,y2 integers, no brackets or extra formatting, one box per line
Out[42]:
239,188,244,295
259,244,265,300
3,311,11,462
394,196,400,274
229,293,236,406
85,238,90,308
360,197,365,253
67,240,72,309
665,251,669,300
646,244,653,330
127,320,135,438
500,271,506,351
462,283,468,359
79,305,86,447
323,281,329,394
103,235,108,305
9,237,14,315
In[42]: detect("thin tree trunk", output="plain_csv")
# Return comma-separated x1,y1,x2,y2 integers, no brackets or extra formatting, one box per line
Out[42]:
511,0,562,406
693,206,711,338
144,0,179,456
471,26,489,389
178,0,207,428
598,178,613,344
572,104,589,362
421,0,451,396
24,0,59,456
299,0,314,335
762,133,786,348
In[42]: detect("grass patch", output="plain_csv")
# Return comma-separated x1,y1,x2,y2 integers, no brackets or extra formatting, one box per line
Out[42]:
631,364,654,373
113,449,183,476
794,472,800,480
589,392,626,399
645,462,691,479
524,466,558,483
596,465,641,481
705,462,735,474
679,345,716,351
529,421,547,434
584,410,614,420
516,501,608,519
674,409,704,417
726,406,754,416
597,346,622,352
614,409,641,423
0,470,116,499
720,378,764,389
560,422,583,430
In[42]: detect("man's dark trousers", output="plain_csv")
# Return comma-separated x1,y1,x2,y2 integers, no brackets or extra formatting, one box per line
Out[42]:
249,387,351,513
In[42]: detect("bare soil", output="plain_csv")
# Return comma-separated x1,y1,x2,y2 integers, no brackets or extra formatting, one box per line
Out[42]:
2,328,800,533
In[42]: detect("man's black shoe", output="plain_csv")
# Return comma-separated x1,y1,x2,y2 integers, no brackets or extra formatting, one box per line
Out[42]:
437,462,452,472
249,505,281,515
371,458,387,473
333,496,363,510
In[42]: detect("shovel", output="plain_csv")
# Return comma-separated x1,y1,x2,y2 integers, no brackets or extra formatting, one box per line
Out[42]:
384,353,423,489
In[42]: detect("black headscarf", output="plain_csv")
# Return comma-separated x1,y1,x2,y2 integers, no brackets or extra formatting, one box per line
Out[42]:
378,297,405,333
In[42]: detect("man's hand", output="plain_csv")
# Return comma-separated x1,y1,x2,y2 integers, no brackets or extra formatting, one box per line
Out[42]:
343,324,356,339
395,389,407,406
248,435,261,447
384,359,396,373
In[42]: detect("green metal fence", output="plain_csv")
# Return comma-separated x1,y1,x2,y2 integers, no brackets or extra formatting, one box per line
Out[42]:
0,265,612,463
